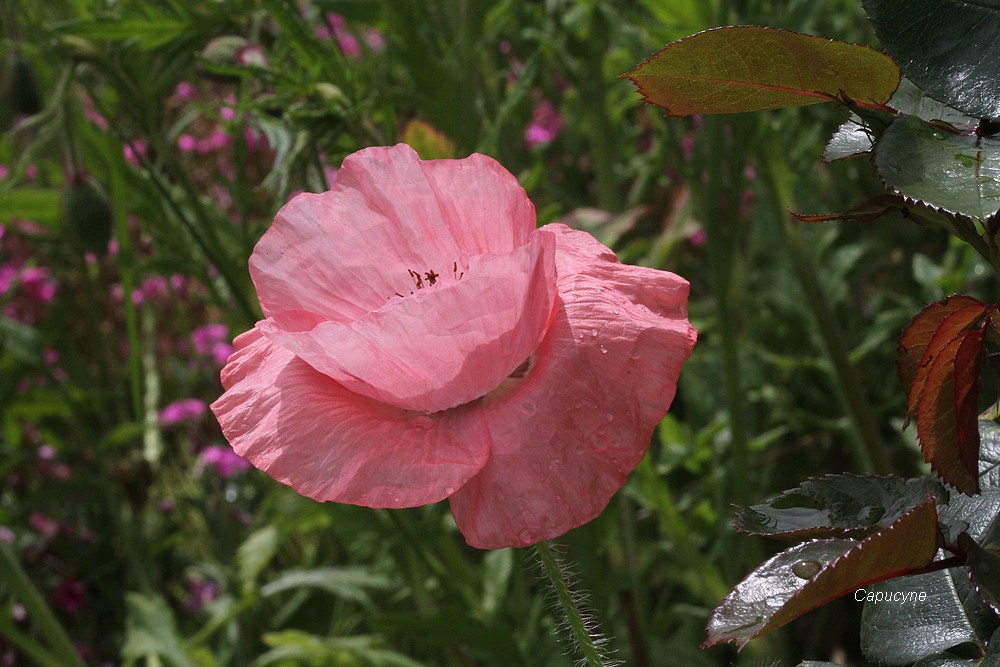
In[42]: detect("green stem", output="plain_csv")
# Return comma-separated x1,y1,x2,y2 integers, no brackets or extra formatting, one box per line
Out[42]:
701,116,751,504
534,540,612,667
758,137,889,474
0,542,85,667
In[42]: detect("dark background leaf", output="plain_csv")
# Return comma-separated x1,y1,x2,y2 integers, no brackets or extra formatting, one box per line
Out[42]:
862,0,1000,119
888,78,979,131
861,565,998,665
980,421,1000,489
626,25,899,116
875,115,1000,220
736,473,945,539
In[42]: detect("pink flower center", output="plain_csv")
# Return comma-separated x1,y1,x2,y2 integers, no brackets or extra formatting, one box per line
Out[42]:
393,262,464,298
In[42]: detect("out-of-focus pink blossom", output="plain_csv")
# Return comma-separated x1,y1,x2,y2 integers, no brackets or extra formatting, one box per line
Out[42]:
85,110,108,131
123,140,148,167
54,579,87,614
174,81,196,101
177,134,197,152
0,526,13,545
689,228,707,247
524,100,563,148
0,164,9,180
197,445,250,479
199,127,232,152
184,576,219,613
159,398,207,426
219,106,237,122
365,29,385,52
29,513,59,537
192,323,234,366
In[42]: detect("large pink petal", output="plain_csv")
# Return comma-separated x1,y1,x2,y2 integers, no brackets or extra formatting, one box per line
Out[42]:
250,144,537,322
448,224,697,549
261,230,557,413
211,327,490,507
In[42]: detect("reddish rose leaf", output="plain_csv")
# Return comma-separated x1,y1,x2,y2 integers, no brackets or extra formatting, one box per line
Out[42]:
625,26,900,117
915,328,985,495
705,499,938,649
902,298,987,424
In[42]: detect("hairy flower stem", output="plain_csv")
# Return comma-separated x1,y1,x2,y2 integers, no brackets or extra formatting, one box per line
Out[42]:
534,540,615,667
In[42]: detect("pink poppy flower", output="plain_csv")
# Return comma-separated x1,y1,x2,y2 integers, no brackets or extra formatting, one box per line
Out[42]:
211,145,695,549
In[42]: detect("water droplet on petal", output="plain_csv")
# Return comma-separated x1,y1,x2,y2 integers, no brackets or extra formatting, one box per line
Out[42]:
574,444,585,454
629,347,642,360
414,416,433,430
445,486,455,495
606,413,613,422
522,401,536,415
613,308,620,315
792,559,822,579
590,329,598,337
393,496,401,503
599,345,608,354
573,398,585,409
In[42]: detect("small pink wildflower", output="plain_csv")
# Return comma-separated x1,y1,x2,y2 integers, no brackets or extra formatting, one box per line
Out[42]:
159,398,207,426
177,134,197,152
212,146,696,549
198,445,250,479
192,323,234,366
174,81,196,101
54,579,87,614
28,513,59,538
524,100,563,148
123,140,148,167
184,576,219,613
365,29,385,52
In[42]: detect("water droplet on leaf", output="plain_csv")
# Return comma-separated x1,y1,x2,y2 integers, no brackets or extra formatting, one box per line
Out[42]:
792,559,822,579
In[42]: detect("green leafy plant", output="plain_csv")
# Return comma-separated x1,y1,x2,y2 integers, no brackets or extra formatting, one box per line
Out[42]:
627,2,1000,663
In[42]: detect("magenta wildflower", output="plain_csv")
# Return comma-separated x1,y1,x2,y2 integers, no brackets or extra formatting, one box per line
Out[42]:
524,100,563,148
197,445,250,479
54,579,87,614
159,398,207,426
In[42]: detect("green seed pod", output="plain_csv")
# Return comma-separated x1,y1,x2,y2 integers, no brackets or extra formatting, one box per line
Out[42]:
63,177,113,256
8,60,41,117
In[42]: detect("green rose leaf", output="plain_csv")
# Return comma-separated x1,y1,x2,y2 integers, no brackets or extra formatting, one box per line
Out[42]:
875,114,1000,221
625,25,900,116
736,474,946,540
705,499,938,648
862,0,1000,119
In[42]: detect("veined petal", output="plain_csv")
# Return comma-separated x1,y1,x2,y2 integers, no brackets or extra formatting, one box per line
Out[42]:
250,144,536,322
211,328,490,507
449,224,696,549
261,230,557,413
